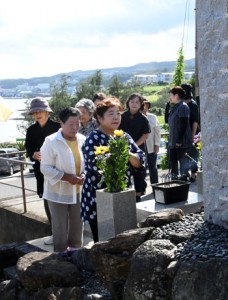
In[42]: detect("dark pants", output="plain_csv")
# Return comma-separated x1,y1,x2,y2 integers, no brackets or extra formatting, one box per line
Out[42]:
187,145,198,174
44,199,52,225
89,219,99,243
34,163,52,225
169,147,191,178
33,163,44,198
146,152,158,184
133,168,147,193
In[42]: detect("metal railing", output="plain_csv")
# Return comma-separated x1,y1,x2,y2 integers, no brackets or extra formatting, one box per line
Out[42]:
0,151,35,213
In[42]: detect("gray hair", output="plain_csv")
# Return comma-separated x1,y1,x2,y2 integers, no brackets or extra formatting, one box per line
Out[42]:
75,98,95,115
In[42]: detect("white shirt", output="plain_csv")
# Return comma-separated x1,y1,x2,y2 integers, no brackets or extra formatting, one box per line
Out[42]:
145,113,161,153
40,129,85,204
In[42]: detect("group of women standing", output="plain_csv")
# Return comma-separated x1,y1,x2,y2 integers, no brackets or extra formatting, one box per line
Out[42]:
25,95,146,253
25,85,195,254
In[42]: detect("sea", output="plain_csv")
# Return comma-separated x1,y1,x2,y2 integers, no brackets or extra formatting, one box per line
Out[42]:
0,98,31,143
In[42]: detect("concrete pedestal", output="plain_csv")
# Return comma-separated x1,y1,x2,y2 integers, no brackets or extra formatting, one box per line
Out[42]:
96,188,137,241
197,170,203,194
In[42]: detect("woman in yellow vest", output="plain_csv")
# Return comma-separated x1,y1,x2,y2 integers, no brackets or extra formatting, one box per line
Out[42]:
40,107,85,255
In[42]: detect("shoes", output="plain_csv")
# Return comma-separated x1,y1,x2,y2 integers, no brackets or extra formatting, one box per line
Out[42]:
57,251,68,258
57,250,77,258
67,250,77,257
136,196,141,203
44,235,53,245
179,175,188,181
189,177,196,183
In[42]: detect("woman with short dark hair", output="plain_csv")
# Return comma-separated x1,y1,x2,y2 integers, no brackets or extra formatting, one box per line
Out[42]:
119,93,151,202
81,97,145,243
168,86,192,180
41,107,86,254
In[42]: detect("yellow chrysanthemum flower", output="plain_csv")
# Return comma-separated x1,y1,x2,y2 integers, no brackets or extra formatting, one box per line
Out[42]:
100,146,110,153
94,146,110,155
196,141,202,151
94,148,102,155
114,129,124,137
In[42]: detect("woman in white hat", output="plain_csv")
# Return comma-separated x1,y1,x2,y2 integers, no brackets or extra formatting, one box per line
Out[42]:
25,97,60,245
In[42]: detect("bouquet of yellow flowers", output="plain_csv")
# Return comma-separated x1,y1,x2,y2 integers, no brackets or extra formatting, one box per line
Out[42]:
94,130,130,193
194,132,202,169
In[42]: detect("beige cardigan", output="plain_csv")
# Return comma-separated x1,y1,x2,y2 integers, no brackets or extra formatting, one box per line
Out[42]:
40,129,85,204
145,113,161,153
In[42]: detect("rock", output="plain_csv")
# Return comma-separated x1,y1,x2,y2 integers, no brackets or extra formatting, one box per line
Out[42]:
16,252,83,292
0,242,20,270
83,294,113,299
172,259,228,300
0,279,18,300
139,208,184,228
169,231,194,244
166,261,180,278
123,239,176,300
29,286,82,299
90,228,154,299
70,245,95,272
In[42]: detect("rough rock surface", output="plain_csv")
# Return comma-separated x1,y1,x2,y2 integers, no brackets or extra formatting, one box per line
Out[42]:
71,245,95,272
123,239,176,300
90,227,154,299
172,259,228,300
196,0,228,229
139,208,184,228
19,286,83,300
17,252,83,291
0,210,227,299
0,279,17,300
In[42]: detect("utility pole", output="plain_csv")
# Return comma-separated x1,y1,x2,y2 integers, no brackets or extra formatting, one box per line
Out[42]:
195,4,199,97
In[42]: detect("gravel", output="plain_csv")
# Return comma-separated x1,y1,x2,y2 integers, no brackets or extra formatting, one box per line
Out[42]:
152,210,228,261
81,270,113,299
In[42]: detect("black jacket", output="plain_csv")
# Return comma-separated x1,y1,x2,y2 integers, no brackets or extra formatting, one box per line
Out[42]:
25,118,60,197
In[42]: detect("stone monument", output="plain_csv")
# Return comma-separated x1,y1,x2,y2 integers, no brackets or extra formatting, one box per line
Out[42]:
196,0,228,229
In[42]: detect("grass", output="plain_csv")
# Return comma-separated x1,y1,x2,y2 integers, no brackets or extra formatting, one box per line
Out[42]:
157,115,164,125
143,85,166,93
146,94,159,102
142,84,168,103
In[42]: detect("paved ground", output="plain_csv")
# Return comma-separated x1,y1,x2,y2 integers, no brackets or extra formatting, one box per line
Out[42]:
0,169,201,251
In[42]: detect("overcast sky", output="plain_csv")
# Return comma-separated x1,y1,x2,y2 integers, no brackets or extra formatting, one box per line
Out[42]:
0,0,195,80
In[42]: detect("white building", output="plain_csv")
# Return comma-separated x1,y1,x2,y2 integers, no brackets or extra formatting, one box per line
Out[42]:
134,72,194,84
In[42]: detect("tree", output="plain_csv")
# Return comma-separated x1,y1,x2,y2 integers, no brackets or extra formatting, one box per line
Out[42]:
187,74,196,98
17,75,73,134
107,75,124,99
49,74,74,121
17,98,34,136
172,47,185,86
117,77,144,105
75,70,104,101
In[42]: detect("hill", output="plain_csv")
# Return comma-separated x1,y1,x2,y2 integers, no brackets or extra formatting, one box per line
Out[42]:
0,58,195,89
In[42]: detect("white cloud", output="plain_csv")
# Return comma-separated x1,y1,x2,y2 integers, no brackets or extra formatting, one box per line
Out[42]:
0,0,195,79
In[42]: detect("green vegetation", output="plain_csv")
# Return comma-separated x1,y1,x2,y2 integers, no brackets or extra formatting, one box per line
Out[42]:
16,68,194,133
172,47,185,86
157,116,164,125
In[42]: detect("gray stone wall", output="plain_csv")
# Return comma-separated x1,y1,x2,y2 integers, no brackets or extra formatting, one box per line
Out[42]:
196,0,228,228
